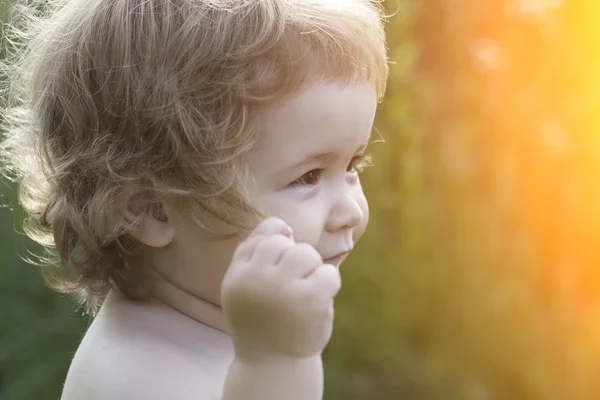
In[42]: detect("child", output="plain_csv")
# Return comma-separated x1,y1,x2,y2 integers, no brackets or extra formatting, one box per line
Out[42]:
1,0,388,398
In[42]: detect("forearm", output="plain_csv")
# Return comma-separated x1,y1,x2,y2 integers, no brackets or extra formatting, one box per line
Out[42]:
222,355,323,400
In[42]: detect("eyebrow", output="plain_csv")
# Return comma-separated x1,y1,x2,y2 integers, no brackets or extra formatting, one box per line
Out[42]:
283,141,369,173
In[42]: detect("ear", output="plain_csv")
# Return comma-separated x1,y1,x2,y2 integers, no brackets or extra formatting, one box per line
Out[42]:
124,191,175,248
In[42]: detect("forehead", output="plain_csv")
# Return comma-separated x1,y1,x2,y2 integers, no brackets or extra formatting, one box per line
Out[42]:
250,82,378,170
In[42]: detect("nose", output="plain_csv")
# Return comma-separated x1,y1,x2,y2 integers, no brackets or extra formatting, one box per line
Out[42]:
325,187,364,233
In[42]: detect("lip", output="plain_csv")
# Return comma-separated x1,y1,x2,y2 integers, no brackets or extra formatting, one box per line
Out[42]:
323,250,351,266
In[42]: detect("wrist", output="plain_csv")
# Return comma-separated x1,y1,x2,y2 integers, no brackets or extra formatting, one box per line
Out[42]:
235,352,323,367
232,337,322,361
224,355,324,400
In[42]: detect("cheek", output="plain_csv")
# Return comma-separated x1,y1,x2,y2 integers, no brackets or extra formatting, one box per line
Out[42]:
257,194,325,243
353,189,370,244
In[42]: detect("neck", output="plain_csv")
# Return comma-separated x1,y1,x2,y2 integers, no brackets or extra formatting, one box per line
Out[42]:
147,267,229,333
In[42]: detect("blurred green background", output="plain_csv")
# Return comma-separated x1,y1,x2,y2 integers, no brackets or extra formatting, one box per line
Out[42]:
3,1,600,399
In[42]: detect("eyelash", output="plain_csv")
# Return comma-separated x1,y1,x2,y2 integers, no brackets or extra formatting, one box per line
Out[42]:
289,154,373,188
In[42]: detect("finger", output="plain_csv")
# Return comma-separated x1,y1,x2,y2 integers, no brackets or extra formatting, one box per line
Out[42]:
277,243,323,278
304,263,342,298
231,235,264,263
251,234,295,266
250,217,293,239
233,218,293,262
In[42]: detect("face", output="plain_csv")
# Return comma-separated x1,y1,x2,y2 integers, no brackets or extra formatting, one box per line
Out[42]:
246,82,378,267
138,82,378,316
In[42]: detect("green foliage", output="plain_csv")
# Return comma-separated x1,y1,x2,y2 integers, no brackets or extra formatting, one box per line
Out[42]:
0,182,89,400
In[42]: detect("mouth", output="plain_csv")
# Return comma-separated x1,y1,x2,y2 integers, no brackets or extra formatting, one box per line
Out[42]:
323,250,351,267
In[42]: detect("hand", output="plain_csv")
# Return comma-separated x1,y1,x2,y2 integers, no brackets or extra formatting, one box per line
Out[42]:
221,217,341,361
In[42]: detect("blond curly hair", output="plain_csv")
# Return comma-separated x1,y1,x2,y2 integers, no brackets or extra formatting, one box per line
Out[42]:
0,0,389,313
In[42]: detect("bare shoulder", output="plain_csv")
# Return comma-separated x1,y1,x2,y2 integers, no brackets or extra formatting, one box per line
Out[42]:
62,336,222,400
61,294,233,400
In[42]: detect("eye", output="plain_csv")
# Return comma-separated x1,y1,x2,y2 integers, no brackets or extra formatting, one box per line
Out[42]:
347,154,373,174
289,169,324,187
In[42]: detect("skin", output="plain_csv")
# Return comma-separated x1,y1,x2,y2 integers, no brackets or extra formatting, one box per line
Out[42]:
143,82,376,330
60,82,378,399
221,217,341,399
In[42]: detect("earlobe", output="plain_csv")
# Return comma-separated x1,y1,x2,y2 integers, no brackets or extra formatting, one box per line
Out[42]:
124,192,175,248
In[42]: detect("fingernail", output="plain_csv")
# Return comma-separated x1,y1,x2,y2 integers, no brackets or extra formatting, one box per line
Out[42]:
282,225,293,238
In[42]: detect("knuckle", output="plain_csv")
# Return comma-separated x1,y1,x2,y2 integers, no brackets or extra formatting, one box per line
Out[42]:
265,216,286,225
251,217,286,236
230,248,244,262
261,217,287,231
255,233,293,253
231,241,249,258
319,264,341,288
231,236,259,260
295,243,322,263
268,234,294,248
331,271,342,290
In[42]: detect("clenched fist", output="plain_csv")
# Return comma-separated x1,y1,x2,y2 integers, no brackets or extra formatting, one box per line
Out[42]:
221,218,342,361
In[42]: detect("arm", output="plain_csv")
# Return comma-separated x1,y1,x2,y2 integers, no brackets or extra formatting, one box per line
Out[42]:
221,218,342,400
223,355,323,400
